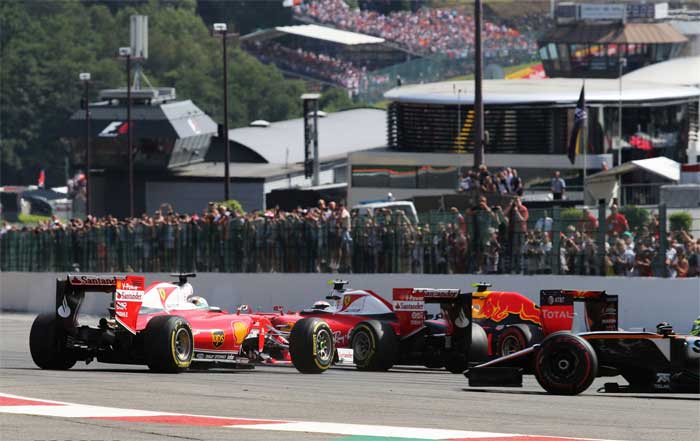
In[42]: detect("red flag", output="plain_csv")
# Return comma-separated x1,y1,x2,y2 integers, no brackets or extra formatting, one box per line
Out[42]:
38,170,45,188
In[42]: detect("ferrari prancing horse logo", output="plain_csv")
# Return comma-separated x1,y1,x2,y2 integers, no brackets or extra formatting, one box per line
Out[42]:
211,330,225,348
158,288,167,302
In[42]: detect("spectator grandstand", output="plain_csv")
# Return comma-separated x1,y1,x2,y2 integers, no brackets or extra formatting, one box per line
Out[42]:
293,0,544,61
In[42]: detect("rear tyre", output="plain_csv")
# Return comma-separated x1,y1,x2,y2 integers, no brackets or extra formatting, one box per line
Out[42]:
144,315,193,373
446,323,488,373
289,318,335,374
29,313,76,370
351,321,398,371
496,326,528,356
534,332,598,395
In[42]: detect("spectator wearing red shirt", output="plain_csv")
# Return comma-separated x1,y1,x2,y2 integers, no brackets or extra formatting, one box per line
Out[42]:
578,207,599,235
606,205,629,235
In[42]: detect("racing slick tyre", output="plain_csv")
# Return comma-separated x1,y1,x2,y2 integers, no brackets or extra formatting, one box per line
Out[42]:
289,318,335,374
351,320,398,371
29,313,77,370
144,315,193,373
534,332,598,395
496,326,530,357
445,323,489,374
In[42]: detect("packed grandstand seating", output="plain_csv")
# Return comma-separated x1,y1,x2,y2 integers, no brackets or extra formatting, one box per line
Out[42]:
246,41,364,90
293,0,544,60
2,196,697,278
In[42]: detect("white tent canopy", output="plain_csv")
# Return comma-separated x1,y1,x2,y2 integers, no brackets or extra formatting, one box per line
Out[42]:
584,157,680,205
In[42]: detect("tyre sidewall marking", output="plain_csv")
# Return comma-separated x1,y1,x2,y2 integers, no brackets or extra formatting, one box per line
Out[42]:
312,321,331,370
170,320,191,368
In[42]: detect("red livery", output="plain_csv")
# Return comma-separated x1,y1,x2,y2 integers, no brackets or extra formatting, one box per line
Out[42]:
29,274,291,372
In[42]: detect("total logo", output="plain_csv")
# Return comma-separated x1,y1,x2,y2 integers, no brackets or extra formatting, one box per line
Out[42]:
542,309,574,319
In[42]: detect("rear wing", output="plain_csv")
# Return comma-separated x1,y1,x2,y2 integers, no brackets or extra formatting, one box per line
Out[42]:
57,274,145,334
540,289,618,335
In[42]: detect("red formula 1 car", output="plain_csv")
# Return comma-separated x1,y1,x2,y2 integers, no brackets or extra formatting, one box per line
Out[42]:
29,274,291,372
267,281,545,374
466,289,700,395
274,281,492,374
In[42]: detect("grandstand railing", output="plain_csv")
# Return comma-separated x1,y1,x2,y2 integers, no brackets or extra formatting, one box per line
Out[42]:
2,204,697,277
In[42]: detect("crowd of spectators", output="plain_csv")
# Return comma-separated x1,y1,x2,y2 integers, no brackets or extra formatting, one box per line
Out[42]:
457,165,524,196
2,197,697,278
246,41,364,91
294,0,541,60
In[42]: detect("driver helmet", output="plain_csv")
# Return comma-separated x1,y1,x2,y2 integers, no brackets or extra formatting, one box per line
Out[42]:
188,296,209,309
691,316,700,336
312,300,331,310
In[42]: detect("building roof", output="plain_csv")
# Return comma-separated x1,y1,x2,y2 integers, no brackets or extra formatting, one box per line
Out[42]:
66,99,216,139
669,20,700,36
227,108,387,164
173,162,302,180
540,22,687,44
586,157,680,183
242,24,385,46
384,78,700,106
623,56,700,87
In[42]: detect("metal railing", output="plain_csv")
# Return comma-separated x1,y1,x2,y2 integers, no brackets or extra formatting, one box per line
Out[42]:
1,204,697,277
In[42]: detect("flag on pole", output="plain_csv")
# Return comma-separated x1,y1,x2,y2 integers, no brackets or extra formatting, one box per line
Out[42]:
37,170,45,188
567,86,587,165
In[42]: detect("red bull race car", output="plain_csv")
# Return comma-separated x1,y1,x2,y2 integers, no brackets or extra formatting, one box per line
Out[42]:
29,274,291,373
466,289,700,395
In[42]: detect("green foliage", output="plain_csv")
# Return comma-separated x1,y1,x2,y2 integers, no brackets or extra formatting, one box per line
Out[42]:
1,1,305,186
560,208,583,230
320,87,367,112
18,214,51,225
215,199,244,214
619,205,650,232
668,211,692,232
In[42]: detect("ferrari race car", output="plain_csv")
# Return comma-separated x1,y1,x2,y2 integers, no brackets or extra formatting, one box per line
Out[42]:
276,281,493,374
267,281,545,374
466,289,700,395
29,273,291,372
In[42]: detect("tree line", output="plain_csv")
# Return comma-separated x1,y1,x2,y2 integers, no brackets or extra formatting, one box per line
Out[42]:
1,0,352,187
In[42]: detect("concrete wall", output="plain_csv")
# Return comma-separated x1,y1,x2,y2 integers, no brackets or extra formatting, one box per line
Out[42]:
1,272,698,332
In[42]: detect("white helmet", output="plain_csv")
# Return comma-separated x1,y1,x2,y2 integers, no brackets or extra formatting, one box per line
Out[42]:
188,296,209,309
312,300,331,310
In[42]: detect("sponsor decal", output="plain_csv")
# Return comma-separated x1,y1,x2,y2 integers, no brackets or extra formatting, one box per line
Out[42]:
542,309,575,320
211,330,225,348
473,292,541,325
158,287,168,302
69,275,117,286
654,372,671,391
232,322,248,345
454,308,470,328
57,296,71,318
340,293,365,311
114,275,145,334
98,121,129,138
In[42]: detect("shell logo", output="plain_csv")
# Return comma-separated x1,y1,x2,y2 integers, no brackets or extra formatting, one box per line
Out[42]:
232,322,248,345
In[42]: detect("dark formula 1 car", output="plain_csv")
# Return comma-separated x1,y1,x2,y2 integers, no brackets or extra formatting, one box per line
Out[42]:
29,274,291,372
465,289,700,395
284,281,490,374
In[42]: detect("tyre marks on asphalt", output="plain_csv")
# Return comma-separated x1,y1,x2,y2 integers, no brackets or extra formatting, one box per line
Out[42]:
0,392,621,441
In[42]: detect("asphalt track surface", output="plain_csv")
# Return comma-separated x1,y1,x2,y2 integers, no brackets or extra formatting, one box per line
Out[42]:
1,313,698,441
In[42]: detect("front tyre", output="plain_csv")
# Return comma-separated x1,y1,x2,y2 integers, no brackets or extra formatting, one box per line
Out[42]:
29,313,76,370
351,321,398,371
534,332,598,395
289,318,335,374
144,315,193,373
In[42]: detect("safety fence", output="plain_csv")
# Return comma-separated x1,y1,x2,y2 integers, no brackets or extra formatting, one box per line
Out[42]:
2,204,697,277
